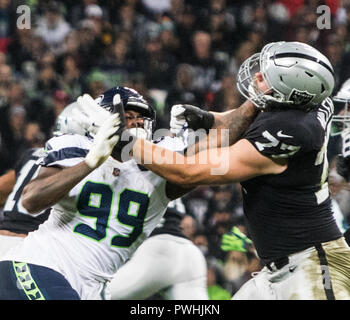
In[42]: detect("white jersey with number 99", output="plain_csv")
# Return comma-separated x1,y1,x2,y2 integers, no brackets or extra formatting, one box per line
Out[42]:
2,134,186,299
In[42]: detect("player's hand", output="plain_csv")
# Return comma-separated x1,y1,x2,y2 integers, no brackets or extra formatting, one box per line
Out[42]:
170,104,214,135
220,226,253,252
74,94,111,136
85,113,121,169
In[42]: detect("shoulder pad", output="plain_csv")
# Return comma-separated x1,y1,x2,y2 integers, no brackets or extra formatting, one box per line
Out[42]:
40,134,92,168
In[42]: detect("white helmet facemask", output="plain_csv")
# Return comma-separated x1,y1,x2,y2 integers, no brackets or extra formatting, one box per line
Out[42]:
332,79,350,136
123,118,153,141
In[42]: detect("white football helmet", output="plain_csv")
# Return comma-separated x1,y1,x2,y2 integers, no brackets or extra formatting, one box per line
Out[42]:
53,102,89,137
237,41,335,110
331,79,350,136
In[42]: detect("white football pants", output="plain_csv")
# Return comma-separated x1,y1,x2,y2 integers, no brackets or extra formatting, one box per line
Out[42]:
232,237,350,300
109,234,208,300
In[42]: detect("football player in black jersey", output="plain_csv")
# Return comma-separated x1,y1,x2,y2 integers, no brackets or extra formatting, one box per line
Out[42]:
109,198,208,300
0,102,87,257
0,148,50,257
129,41,350,299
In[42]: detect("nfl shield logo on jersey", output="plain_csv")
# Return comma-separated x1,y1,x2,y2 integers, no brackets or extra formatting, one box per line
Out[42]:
113,168,120,176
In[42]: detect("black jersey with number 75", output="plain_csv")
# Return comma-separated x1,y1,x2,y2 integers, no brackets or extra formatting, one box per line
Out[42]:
241,98,342,262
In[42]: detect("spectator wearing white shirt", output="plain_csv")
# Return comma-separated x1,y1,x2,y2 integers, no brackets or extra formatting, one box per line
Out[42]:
35,2,71,55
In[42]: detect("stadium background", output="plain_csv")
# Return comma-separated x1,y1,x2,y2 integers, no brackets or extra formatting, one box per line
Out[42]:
0,0,350,300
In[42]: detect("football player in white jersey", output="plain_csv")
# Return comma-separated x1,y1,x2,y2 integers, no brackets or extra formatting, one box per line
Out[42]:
0,87,193,300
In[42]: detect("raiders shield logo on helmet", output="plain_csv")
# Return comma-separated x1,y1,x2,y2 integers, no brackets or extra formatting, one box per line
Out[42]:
288,89,315,106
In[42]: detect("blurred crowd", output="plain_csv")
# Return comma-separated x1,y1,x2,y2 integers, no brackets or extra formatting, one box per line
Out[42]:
1,0,350,299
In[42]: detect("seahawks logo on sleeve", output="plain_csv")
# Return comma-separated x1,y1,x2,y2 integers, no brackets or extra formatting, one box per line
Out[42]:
38,134,91,168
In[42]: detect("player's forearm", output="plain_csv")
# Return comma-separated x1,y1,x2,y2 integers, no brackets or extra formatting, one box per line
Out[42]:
22,162,94,213
132,139,182,183
212,100,257,145
132,139,231,186
190,101,257,154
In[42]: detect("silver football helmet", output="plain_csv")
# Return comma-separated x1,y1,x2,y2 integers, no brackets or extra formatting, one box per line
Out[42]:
331,79,350,136
237,41,335,110
53,102,88,136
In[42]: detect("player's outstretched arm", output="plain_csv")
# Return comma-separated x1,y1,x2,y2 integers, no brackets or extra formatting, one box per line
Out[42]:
22,114,121,213
132,138,287,187
22,163,94,213
171,100,258,154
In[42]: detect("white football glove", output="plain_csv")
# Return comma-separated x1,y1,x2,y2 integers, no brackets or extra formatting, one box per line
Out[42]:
170,104,187,135
85,113,121,169
74,94,112,137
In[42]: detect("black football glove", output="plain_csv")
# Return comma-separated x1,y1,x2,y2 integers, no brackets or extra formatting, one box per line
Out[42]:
170,104,214,134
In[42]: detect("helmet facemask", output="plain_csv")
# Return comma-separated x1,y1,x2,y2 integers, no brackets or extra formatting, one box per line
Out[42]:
124,100,156,141
237,51,289,110
331,98,350,136
331,79,350,136
123,115,154,141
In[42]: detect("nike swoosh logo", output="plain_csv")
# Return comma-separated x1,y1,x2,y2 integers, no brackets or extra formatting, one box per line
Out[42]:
277,130,293,138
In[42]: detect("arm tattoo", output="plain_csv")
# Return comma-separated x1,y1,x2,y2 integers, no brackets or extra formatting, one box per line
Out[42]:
213,102,258,145
185,101,258,155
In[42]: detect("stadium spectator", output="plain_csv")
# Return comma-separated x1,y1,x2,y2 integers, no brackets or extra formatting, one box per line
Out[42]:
139,36,177,90
35,1,71,55
206,257,231,300
180,215,198,242
164,63,202,126
186,30,226,101
0,0,14,53
58,54,84,100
